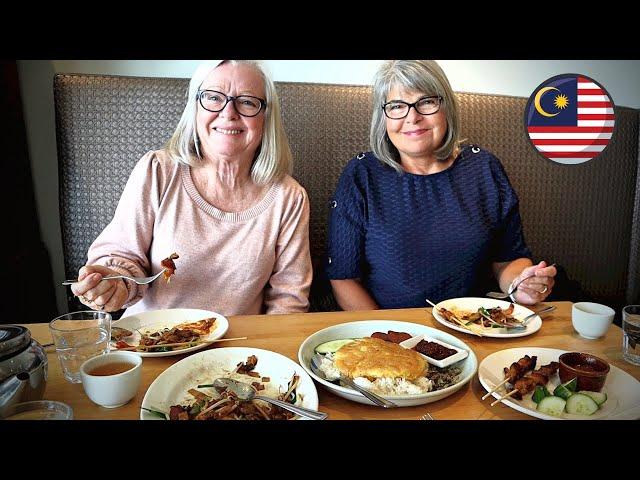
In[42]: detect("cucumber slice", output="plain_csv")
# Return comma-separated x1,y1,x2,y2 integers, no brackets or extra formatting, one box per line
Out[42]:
563,377,578,392
565,393,599,415
537,396,566,417
314,339,355,354
553,383,573,400
578,390,607,407
532,385,551,404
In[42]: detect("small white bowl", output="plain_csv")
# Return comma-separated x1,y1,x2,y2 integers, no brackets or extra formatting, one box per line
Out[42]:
80,351,142,408
572,302,615,339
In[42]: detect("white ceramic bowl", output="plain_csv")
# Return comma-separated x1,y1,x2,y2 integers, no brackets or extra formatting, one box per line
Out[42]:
572,302,615,339
298,320,477,407
80,351,142,408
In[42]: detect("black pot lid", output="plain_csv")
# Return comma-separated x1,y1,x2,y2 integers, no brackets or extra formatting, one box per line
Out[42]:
0,325,31,357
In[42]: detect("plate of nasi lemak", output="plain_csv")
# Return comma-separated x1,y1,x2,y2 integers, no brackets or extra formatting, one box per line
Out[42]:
298,320,477,407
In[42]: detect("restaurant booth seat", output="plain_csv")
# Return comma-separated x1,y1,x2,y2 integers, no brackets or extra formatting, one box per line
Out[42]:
53,74,640,316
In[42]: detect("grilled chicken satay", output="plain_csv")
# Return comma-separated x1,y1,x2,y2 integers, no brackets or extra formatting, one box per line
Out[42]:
508,361,559,400
502,355,538,384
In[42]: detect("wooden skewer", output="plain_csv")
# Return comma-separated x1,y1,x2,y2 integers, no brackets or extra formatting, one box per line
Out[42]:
425,298,484,337
490,388,520,407
113,336,248,352
482,377,512,400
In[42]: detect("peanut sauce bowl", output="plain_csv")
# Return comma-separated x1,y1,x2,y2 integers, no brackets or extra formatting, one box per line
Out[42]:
558,352,610,392
298,320,478,407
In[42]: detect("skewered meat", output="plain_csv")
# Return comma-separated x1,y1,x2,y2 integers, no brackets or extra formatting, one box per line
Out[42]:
503,355,538,383
508,362,559,400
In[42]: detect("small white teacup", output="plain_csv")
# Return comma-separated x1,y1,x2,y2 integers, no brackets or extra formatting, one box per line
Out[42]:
572,302,615,339
80,351,142,408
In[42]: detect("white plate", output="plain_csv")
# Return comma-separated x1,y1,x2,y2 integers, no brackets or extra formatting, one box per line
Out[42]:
432,297,542,338
112,308,229,357
478,347,640,420
298,320,477,407
141,347,319,420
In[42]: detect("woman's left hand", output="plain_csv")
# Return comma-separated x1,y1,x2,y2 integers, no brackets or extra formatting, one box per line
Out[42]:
511,261,557,305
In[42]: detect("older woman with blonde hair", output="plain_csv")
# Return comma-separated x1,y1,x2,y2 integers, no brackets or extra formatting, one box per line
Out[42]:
327,60,556,310
70,60,312,316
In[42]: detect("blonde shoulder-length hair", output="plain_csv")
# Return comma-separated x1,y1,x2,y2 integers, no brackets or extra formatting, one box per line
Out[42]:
166,60,292,185
370,60,461,172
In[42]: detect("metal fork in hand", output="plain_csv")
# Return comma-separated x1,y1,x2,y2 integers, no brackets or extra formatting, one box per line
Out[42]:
485,263,556,299
62,269,166,286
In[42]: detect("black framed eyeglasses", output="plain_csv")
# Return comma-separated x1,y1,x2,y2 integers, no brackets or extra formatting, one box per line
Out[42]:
382,95,442,119
197,89,266,117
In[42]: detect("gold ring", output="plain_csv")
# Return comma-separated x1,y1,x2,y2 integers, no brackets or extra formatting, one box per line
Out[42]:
540,286,548,294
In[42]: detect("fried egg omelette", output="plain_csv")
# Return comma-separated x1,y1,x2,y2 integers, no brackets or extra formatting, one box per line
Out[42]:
334,337,427,381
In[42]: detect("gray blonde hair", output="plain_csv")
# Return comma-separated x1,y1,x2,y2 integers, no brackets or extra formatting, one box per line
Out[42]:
370,60,460,172
166,60,292,185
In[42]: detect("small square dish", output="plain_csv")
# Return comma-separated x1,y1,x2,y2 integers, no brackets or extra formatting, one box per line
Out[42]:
399,334,469,368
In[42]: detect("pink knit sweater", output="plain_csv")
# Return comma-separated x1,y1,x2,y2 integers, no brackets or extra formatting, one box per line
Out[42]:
86,150,312,316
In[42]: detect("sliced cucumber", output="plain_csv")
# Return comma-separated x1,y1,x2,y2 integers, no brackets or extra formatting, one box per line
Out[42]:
314,339,355,354
563,377,578,392
537,396,566,417
532,385,551,404
578,390,607,407
565,393,599,415
553,383,573,400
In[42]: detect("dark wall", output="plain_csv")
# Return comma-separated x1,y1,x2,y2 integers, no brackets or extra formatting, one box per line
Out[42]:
1,61,57,323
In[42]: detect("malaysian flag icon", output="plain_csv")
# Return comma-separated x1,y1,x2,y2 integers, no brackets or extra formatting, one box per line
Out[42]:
525,74,615,164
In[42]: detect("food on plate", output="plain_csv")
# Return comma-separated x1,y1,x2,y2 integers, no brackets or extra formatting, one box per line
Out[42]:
113,317,217,352
503,355,538,384
110,326,133,341
506,361,559,400
335,337,427,381
160,252,179,282
439,303,525,331
164,356,301,420
315,332,462,396
495,353,609,417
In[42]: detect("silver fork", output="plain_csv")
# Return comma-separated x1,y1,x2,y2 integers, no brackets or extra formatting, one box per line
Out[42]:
420,413,435,420
486,263,556,299
62,269,166,286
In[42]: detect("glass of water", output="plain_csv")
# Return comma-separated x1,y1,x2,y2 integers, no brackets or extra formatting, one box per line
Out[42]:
49,311,111,383
622,305,640,366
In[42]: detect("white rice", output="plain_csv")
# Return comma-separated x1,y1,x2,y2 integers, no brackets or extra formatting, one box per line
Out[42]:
318,353,433,396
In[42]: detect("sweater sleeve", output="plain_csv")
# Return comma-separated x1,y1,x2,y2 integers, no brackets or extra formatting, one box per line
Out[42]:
86,151,167,307
487,155,532,262
263,186,312,314
325,157,366,279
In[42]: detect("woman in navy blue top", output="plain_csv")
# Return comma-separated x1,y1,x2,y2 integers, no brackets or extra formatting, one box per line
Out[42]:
326,60,557,310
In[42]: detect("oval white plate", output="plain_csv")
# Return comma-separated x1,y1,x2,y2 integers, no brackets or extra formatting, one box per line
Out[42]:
298,320,477,407
478,347,640,420
432,297,542,338
141,347,319,420
112,308,229,357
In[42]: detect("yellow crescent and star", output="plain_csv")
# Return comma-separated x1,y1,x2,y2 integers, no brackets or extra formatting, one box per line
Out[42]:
534,86,570,117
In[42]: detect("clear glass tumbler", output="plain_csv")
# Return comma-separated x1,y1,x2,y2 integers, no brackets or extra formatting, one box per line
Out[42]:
49,311,111,383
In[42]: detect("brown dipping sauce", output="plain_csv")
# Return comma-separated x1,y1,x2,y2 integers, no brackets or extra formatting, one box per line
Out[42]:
88,362,135,376
570,362,605,372
415,340,456,360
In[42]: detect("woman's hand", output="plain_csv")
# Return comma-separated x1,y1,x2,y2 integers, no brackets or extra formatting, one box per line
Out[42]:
511,261,557,305
70,265,128,312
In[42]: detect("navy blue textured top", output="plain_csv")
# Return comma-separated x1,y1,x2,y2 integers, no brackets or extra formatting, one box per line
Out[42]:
326,145,532,309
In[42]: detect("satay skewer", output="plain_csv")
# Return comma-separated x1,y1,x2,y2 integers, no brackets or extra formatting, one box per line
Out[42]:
482,355,537,400
482,377,511,400
490,388,520,406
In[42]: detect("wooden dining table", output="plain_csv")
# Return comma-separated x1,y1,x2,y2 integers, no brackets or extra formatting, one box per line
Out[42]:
25,301,640,420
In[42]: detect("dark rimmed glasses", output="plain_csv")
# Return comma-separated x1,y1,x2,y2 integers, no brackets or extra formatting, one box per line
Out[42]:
197,89,266,117
382,95,442,119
